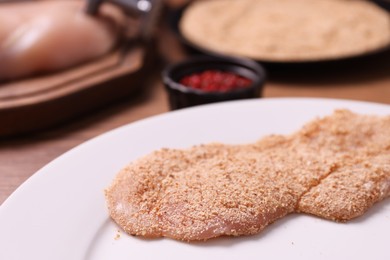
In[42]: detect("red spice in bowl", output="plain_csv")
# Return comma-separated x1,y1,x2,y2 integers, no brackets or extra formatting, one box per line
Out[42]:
179,70,252,92
163,56,266,110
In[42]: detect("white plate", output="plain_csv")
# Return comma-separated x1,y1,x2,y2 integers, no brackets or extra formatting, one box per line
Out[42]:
1,98,389,260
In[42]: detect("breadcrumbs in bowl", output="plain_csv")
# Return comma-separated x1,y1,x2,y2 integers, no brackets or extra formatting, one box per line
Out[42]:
162,56,266,110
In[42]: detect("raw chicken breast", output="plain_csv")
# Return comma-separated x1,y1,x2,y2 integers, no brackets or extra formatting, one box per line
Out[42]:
297,111,390,221
105,144,298,241
298,154,390,221
0,0,126,81
105,110,390,241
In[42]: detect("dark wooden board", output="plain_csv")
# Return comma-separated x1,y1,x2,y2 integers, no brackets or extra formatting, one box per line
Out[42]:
0,44,153,137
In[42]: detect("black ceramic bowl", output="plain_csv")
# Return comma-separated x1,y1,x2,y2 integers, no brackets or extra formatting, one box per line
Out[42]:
162,56,266,110
374,0,390,10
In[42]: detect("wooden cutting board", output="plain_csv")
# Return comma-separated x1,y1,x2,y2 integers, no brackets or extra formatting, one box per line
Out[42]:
0,43,153,137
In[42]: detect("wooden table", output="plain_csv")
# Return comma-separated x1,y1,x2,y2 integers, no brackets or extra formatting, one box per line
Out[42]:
1,12,390,205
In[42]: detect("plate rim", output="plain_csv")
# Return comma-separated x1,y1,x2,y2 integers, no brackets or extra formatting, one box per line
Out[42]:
1,97,390,260
1,97,390,209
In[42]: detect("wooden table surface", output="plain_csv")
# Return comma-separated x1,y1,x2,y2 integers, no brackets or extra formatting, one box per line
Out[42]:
1,9,390,205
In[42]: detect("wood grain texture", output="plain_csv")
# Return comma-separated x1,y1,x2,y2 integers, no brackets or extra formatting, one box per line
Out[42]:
0,44,152,136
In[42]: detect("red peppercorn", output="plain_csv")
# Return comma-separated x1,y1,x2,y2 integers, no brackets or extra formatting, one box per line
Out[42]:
179,70,252,92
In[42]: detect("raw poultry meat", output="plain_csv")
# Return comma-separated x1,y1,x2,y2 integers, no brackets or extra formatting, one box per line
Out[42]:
105,110,390,241
0,0,126,81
